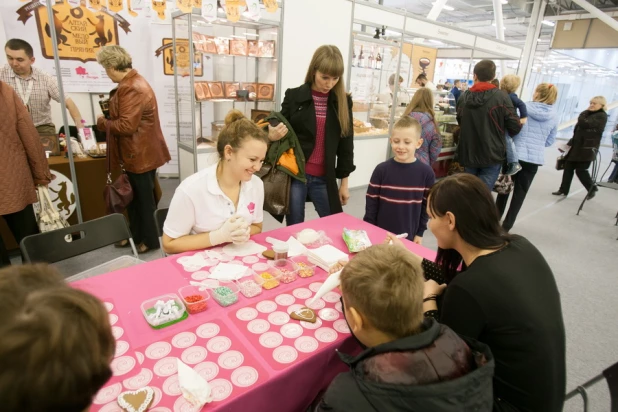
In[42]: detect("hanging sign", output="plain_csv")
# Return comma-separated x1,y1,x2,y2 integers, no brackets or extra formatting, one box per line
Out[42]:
245,0,259,21
89,0,106,10
107,0,123,12
201,0,216,21
263,0,277,13
192,0,201,7
176,0,192,13
225,3,240,22
151,0,166,20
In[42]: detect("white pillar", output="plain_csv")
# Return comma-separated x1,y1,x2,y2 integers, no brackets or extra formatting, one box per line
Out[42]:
517,0,547,100
492,0,507,78
427,0,448,21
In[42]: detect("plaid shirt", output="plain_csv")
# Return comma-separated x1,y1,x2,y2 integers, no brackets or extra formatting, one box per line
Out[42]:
0,65,60,127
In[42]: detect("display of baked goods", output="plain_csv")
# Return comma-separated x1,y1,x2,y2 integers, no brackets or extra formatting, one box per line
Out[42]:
192,33,204,52
207,81,224,98
248,40,259,57
215,37,229,55
194,82,206,100
224,82,240,99
354,127,389,137
230,39,248,56
259,40,275,57
199,82,211,100
257,83,274,101
353,117,372,134
240,82,257,100
203,35,217,54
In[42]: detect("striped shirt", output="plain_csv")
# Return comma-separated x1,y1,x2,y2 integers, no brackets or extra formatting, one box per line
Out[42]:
0,65,60,127
364,158,435,239
305,90,329,177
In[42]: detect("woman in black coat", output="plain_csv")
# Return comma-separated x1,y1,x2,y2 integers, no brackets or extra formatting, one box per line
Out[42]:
553,96,608,199
268,45,355,225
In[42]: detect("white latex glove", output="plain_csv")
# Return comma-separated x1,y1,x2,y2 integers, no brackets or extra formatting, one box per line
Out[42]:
209,216,244,246
231,226,251,244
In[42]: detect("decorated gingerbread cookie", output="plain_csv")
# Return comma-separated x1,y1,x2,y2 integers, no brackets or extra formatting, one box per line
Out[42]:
117,386,154,412
290,307,317,323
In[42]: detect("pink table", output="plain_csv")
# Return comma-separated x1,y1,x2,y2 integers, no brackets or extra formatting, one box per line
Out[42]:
76,213,436,412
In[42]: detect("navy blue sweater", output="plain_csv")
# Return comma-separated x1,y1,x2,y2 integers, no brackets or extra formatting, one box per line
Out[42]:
364,158,435,240
509,92,528,119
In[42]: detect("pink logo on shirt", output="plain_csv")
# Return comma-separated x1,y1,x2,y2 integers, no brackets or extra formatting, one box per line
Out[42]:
247,202,256,215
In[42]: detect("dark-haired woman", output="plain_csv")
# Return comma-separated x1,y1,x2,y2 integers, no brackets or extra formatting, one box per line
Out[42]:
387,173,566,412
162,110,269,254
268,45,355,225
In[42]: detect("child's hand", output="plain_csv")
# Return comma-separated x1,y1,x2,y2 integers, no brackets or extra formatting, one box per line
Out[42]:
424,279,447,298
520,117,527,125
413,236,422,245
384,233,405,247
329,260,348,275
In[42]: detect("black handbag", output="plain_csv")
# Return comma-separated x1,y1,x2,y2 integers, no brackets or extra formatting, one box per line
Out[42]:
255,163,291,216
556,153,567,171
103,123,133,214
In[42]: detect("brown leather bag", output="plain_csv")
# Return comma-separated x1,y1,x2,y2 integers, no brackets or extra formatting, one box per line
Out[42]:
255,163,291,216
103,123,133,214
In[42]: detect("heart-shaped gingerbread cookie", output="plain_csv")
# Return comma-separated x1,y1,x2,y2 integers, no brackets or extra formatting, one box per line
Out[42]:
262,249,275,260
117,386,154,412
290,307,317,323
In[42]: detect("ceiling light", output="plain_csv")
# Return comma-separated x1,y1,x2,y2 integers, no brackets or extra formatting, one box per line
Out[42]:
432,1,454,11
501,0,508,4
542,20,555,26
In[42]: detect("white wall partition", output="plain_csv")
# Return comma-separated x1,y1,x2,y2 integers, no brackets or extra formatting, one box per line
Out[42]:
279,0,353,100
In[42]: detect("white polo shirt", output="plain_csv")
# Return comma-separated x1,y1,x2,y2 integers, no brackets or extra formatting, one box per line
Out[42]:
163,164,264,239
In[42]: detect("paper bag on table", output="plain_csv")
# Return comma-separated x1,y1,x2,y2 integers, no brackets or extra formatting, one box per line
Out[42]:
178,359,213,407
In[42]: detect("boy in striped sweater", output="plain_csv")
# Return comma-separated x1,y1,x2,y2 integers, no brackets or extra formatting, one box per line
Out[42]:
364,116,435,244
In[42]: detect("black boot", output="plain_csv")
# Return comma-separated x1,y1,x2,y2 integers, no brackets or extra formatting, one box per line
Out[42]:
552,190,567,196
586,185,599,200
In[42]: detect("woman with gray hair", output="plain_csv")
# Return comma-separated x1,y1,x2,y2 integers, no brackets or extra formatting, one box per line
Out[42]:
96,45,171,253
553,95,608,200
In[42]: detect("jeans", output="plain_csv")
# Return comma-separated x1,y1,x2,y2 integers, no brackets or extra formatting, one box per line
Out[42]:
286,174,331,226
1,204,39,267
559,161,593,195
464,164,502,191
506,136,518,164
126,169,160,249
609,161,618,182
496,161,539,231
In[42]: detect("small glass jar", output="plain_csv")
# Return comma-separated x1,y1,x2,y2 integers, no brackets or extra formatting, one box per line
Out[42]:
273,243,289,267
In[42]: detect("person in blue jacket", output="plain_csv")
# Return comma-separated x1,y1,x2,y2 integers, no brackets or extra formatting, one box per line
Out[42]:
496,83,559,231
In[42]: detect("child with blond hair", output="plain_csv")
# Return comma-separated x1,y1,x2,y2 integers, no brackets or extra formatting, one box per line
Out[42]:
364,116,435,245
316,244,494,411
501,74,528,175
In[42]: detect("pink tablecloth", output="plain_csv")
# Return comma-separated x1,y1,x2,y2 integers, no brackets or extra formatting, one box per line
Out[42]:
76,213,436,412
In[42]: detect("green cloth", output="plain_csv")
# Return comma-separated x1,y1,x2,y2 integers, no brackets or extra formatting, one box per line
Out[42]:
265,112,306,183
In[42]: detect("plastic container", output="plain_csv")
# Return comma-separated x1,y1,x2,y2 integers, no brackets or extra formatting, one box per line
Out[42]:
141,293,188,329
178,286,210,314
236,275,264,298
256,269,281,290
210,281,240,307
268,260,298,284
291,255,317,278
273,243,289,263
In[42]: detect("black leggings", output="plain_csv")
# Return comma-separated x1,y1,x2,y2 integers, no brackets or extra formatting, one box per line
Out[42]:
1,204,39,267
496,161,539,231
559,161,593,195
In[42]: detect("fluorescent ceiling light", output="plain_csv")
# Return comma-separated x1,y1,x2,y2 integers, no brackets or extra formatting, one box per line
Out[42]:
432,1,454,11
542,20,555,27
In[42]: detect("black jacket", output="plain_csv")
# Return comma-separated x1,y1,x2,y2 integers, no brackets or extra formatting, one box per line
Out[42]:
280,83,355,215
566,109,608,162
456,86,522,168
316,319,495,412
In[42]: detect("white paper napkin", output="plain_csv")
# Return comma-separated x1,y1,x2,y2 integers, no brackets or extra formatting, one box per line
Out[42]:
307,245,348,270
177,359,212,407
208,263,248,281
222,240,267,257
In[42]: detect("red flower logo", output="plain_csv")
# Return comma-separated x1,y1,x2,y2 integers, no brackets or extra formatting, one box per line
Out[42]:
75,67,88,76
247,202,255,215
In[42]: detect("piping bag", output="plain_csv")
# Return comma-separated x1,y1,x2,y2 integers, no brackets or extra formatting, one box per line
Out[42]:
307,270,342,306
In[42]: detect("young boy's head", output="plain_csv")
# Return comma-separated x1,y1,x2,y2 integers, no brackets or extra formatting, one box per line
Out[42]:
390,116,422,164
0,265,116,412
500,74,521,94
454,80,461,87
340,244,425,347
